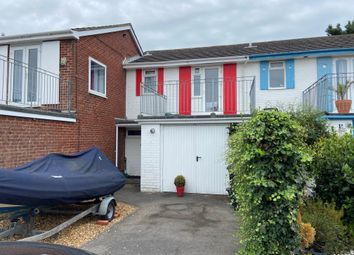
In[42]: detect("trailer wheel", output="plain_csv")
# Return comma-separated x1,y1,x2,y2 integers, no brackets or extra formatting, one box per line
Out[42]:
102,200,115,222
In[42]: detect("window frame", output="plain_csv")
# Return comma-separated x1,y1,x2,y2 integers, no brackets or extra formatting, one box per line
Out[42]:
143,69,157,94
268,61,286,89
192,67,202,97
88,57,107,98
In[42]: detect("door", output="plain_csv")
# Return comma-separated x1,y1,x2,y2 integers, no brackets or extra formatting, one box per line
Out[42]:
125,130,141,176
10,46,40,104
205,68,219,112
162,124,228,195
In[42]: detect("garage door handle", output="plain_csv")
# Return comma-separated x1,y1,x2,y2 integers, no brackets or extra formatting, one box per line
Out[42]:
196,156,202,162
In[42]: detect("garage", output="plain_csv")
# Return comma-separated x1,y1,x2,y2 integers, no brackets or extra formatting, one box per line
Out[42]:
161,124,229,195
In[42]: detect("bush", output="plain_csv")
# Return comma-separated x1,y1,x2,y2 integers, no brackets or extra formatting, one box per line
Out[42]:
227,110,311,255
297,212,316,249
301,200,353,254
289,108,329,146
174,175,185,187
312,133,354,233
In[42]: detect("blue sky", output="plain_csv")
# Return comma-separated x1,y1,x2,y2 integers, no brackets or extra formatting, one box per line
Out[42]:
0,0,353,51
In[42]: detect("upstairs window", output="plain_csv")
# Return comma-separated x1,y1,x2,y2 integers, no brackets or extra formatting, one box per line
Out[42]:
89,57,106,97
193,67,201,96
144,69,157,93
269,61,285,88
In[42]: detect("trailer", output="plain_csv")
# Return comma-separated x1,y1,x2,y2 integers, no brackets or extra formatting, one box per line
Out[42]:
0,195,116,242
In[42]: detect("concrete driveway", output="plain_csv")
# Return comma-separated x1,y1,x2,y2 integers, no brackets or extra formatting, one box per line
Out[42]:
83,184,239,255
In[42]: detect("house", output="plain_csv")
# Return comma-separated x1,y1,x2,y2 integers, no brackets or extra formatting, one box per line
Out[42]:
0,24,142,168
119,34,354,195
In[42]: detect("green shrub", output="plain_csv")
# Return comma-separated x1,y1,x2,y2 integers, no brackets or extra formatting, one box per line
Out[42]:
301,200,353,254
289,108,329,146
227,110,311,255
174,175,185,187
312,134,354,233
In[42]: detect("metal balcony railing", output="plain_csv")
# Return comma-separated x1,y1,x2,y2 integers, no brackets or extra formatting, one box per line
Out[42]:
303,73,354,113
140,76,255,116
0,54,74,113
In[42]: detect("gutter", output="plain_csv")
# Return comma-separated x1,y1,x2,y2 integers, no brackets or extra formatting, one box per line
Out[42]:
0,29,78,44
123,55,249,69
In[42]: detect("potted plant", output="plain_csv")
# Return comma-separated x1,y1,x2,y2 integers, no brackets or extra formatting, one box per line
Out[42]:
174,175,185,197
334,81,353,113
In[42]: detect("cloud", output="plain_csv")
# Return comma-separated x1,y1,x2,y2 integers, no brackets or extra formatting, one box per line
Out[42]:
0,0,353,50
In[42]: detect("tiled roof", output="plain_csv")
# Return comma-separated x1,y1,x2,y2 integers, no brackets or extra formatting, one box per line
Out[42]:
131,34,354,63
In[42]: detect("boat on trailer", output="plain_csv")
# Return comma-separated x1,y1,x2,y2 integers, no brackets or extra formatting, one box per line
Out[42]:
0,147,126,241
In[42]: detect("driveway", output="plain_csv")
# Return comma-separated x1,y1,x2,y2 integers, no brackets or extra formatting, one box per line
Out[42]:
83,184,239,255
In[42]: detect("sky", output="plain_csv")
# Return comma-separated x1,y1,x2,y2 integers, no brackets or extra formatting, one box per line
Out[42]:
0,0,353,51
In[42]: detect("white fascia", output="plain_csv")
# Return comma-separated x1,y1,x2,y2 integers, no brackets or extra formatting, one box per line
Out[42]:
0,30,78,44
136,116,250,125
72,25,143,55
123,55,249,69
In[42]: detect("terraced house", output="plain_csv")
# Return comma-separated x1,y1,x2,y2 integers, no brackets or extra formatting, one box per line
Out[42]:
1,24,354,195
120,33,354,194
0,24,142,168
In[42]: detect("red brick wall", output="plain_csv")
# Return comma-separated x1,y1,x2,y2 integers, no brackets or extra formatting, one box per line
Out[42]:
0,115,77,168
0,30,140,169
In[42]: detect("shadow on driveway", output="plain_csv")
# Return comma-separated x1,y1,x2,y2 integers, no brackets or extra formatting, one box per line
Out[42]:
83,184,239,255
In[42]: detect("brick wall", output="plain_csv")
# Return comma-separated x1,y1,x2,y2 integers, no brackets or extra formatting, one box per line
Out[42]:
0,115,77,168
0,29,140,169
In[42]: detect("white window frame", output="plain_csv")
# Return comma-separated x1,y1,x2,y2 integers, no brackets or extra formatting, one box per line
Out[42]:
10,45,41,106
268,61,286,89
192,67,202,97
143,69,157,94
88,57,107,98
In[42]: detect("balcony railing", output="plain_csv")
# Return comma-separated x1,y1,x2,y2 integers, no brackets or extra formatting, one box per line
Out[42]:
140,76,255,116
303,73,354,113
0,54,73,113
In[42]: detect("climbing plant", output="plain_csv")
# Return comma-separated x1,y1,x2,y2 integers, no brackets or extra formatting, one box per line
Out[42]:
227,110,312,255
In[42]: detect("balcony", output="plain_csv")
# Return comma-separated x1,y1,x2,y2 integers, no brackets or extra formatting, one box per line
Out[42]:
0,54,74,114
303,73,354,114
140,76,255,116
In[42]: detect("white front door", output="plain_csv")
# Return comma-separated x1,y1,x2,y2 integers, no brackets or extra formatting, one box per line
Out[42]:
162,124,229,195
125,129,141,176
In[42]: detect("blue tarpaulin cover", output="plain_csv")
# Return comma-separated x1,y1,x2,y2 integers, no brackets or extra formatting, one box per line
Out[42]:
0,147,125,206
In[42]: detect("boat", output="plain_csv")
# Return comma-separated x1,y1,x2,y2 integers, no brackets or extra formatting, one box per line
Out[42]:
0,147,125,206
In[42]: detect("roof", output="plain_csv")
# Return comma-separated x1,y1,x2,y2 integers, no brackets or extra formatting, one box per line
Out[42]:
128,34,354,64
0,23,143,55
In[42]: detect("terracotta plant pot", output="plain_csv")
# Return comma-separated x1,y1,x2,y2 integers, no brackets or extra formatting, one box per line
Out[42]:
335,100,352,113
176,186,184,197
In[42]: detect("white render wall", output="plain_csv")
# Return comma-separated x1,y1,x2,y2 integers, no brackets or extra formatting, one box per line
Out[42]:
140,124,162,192
41,41,60,75
125,57,322,120
126,69,140,119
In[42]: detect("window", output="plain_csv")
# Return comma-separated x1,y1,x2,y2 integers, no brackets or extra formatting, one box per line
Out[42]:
89,57,106,97
269,61,285,88
144,70,156,93
193,68,201,96
127,130,141,136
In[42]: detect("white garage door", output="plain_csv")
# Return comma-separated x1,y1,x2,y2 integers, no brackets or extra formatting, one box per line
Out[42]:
162,124,229,195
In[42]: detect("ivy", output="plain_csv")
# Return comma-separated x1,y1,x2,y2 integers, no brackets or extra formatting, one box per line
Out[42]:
227,110,311,255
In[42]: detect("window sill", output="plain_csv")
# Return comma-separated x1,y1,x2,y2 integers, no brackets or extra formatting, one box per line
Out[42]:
88,90,107,99
268,87,287,90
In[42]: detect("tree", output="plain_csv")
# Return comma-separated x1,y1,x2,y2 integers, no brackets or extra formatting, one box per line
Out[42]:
326,20,354,35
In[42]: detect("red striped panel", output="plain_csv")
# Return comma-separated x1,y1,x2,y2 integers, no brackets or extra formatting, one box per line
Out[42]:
223,64,237,114
136,69,142,96
179,66,191,115
158,68,164,95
